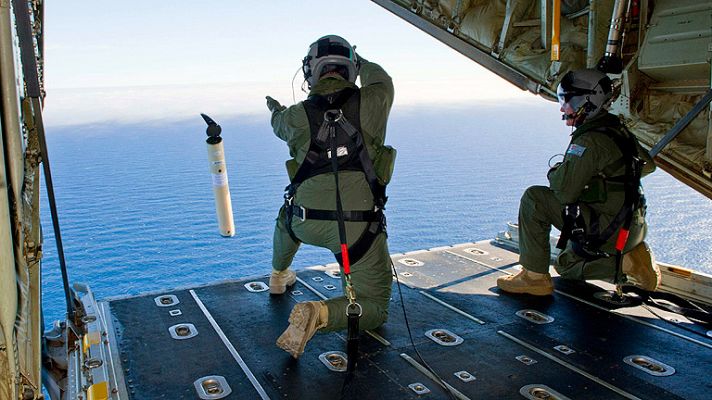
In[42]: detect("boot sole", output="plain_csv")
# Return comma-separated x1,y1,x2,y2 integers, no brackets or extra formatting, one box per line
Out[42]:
498,285,554,296
276,304,319,358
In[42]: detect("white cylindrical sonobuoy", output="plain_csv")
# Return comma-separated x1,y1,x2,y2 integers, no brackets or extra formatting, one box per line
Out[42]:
201,113,235,237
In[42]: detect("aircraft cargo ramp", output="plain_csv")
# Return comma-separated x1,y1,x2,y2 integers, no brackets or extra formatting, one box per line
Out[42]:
98,240,712,399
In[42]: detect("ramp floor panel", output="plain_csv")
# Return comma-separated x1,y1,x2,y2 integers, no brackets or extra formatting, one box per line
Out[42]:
106,240,712,399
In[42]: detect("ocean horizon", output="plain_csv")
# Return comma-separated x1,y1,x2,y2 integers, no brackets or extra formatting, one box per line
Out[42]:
39,102,712,325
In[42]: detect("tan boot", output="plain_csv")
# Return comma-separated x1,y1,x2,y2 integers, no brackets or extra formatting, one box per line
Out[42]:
622,242,661,291
269,269,297,294
497,268,554,296
276,301,328,359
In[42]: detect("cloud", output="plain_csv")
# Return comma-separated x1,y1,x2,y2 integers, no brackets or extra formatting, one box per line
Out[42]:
44,78,545,128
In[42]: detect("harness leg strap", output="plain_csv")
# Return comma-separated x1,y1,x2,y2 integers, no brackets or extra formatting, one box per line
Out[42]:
283,204,301,244
334,220,385,267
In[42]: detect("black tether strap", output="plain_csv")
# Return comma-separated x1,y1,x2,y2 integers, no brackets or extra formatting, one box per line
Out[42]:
326,115,361,376
346,303,361,373
646,297,712,327
623,287,712,327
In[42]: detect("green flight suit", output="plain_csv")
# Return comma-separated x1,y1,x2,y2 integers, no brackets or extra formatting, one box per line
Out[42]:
519,112,655,281
271,60,394,332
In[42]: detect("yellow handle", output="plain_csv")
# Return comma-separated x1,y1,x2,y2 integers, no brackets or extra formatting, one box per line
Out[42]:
551,0,561,61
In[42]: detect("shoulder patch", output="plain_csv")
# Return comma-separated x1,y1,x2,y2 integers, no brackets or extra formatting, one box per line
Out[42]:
566,143,586,157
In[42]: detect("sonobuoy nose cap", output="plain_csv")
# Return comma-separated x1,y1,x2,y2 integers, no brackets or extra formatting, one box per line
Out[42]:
200,113,222,144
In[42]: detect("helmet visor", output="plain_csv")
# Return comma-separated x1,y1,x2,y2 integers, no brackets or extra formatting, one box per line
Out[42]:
315,38,352,60
557,83,596,107
557,84,572,107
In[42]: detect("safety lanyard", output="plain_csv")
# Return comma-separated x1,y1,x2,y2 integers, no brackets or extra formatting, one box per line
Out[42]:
326,111,362,374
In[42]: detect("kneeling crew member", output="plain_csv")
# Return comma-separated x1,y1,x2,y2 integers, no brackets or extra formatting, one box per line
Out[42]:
266,35,396,358
498,68,659,296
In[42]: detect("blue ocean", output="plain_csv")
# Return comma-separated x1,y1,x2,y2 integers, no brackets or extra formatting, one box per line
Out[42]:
40,103,712,324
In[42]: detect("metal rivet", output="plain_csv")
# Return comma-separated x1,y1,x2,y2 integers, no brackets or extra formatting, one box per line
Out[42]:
154,294,179,307
319,351,348,372
169,309,182,317
516,355,537,365
408,383,431,395
519,384,571,400
554,345,575,355
464,247,488,256
401,271,413,277
312,277,324,282
454,370,476,382
398,258,424,267
291,290,303,296
593,290,634,306
324,285,336,291
425,328,463,346
244,281,268,292
169,323,198,340
516,309,554,324
204,380,222,394
194,375,232,399
624,355,675,376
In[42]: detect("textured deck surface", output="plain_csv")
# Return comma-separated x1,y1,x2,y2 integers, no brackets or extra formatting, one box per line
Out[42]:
105,240,712,399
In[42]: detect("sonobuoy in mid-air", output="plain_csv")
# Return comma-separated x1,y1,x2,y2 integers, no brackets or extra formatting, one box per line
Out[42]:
201,113,235,237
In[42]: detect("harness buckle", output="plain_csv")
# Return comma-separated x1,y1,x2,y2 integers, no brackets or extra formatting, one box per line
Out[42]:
297,205,306,222
324,109,343,123
346,302,362,318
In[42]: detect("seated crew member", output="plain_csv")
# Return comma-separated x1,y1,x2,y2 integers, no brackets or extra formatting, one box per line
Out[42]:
265,35,396,358
497,68,659,296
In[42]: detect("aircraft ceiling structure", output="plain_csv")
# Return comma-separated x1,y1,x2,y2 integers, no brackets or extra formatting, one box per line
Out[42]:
373,0,712,200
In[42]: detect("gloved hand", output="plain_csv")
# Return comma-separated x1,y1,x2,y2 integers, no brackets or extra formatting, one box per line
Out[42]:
266,96,285,113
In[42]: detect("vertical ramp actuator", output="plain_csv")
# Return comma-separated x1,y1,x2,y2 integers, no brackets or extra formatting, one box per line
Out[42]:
201,113,235,237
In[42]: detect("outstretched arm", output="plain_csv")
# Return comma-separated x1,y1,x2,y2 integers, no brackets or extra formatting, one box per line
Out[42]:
266,96,309,146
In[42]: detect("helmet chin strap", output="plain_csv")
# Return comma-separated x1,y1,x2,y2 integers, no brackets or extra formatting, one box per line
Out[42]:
561,113,576,121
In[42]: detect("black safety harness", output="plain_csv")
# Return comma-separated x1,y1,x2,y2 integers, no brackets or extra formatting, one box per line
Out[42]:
283,87,388,259
556,126,646,284
283,87,388,373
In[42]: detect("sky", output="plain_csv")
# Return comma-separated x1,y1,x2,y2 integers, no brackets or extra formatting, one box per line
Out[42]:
42,0,542,126
35,1,712,271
